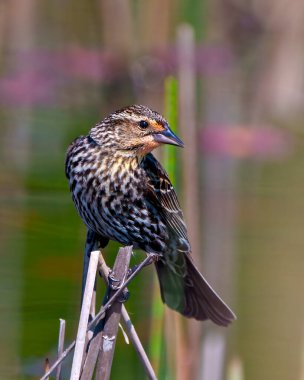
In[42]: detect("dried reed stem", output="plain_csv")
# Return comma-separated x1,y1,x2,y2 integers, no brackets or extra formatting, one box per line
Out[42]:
56,319,66,380
121,307,157,380
70,250,99,380
44,358,50,380
98,253,157,379
95,246,132,379
40,253,153,380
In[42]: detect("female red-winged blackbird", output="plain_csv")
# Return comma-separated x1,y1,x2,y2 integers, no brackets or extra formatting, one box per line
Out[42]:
66,105,236,326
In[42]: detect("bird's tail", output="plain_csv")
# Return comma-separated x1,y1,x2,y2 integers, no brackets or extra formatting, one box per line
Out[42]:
155,254,236,326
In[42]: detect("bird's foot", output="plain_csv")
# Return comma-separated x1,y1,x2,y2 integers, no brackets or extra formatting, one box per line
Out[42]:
108,272,129,303
108,272,121,290
127,265,138,277
127,253,159,277
119,288,130,303
148,253,160,263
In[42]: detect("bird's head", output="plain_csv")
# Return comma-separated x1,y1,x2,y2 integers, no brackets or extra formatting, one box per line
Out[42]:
89,105,184,157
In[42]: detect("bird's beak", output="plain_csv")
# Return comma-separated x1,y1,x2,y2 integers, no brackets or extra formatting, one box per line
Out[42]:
153,125,184,148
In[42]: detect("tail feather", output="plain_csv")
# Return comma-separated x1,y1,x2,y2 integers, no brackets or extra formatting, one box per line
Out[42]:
155,254,236,326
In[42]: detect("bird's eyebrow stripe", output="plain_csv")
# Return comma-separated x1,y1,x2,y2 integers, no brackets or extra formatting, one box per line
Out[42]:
110,112,165,131
110,113,165,131
150,120,165,132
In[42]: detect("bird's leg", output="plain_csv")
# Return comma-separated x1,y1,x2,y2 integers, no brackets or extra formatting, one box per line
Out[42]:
96,255,130,303
107,253,158,300
102,285,111,305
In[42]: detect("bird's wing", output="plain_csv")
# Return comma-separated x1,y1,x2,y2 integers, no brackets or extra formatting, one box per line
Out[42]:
142,154,189,246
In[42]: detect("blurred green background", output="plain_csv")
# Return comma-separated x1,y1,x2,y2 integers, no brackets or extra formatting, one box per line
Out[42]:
1,1,304,379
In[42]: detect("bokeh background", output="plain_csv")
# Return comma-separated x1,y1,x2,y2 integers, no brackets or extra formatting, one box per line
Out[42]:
1,1,304,379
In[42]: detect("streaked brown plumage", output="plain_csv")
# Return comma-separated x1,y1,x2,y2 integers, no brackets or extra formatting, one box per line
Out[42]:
65,105,236,326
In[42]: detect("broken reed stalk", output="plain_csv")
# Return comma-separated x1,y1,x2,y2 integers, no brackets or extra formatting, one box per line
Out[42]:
98,254,157,380
56,319,66,380
40,253,154,380
95,246,132,379
82,253,157,380
44,358,50,380
80,250,126,380
80,321,103,380
70,250,99,380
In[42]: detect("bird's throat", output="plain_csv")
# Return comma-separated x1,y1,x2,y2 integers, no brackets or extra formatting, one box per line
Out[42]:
110,152,140,179
137,140,161,159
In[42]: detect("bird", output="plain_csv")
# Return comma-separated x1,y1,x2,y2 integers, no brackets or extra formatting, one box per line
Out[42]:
65,104,236,326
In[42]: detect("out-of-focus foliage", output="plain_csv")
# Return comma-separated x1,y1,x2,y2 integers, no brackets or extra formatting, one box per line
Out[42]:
1,1,304,380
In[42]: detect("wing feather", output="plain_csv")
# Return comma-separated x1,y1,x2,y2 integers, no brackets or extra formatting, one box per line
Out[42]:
142,154,189,244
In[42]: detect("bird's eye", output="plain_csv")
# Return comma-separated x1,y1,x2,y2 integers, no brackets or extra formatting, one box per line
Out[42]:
139,120,149,129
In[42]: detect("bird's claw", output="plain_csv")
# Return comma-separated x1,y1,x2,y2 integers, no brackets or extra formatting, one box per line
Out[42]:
148,253,159,263
127,253,159,277
127,265,138,277
118,288,130,303
108,272,121,290
107,272,129,303
107,271,129,302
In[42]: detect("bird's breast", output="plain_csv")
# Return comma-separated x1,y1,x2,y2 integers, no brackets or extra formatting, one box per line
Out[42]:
67,143,168,251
